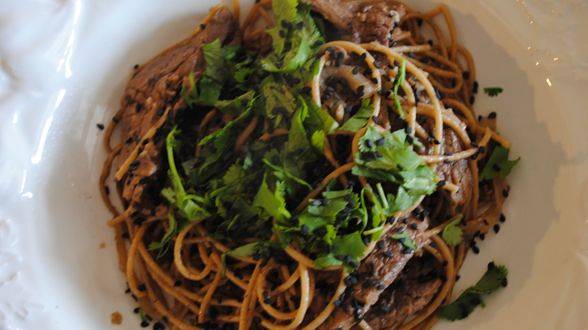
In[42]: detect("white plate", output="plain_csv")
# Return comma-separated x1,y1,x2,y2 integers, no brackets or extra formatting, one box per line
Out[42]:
1,0,587,329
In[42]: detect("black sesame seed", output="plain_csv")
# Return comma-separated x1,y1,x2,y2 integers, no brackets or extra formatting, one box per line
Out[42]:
479,233,486,240
469,95,476,104
406,135,414,145
140,321,149,328
133,307,141,314
427,39,433,46
499,214,506,223
362,236,370,244
133,64,140,70
437,180,446,188
472,245,480,254
473,81,479,94
200,23,206,30
387,217,397,224
502,189,510,198
138,284,146,292
356,86,365,97
376,240,386,249
96,123,105,130
488,112,497,119
153,321,165,330
501,278,508,287
417,18,423,26
371,77,378,84
493,224,501,233
300,225,310,235
462,71,470,80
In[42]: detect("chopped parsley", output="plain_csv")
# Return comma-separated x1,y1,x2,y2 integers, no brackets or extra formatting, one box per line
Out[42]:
483,87,503,97
439,262,508,320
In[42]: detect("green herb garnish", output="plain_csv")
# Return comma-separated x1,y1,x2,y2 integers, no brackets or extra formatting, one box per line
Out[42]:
441,214,463,247
480,146,519,180
439,262,508,320
390,59,407,118
483,87,503,97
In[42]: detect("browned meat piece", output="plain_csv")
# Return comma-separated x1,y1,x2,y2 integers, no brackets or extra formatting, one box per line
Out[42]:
115,8,238,207
365,255,443,329
320,215,430,330
308,0,406,45
436,128,473,212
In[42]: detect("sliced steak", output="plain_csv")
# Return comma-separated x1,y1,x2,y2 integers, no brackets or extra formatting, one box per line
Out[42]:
320,215,429,329
308,0,406,45
436,126,473,212
114,8,238,207
365,255,443,329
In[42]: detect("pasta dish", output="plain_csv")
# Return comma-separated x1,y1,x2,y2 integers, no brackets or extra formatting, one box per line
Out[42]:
100,0,519,329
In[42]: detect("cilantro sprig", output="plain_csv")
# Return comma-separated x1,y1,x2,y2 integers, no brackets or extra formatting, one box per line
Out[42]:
442,214,464,247
439,262,508,320
480,146,520,180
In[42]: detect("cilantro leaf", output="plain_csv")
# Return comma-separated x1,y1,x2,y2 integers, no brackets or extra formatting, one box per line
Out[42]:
195,107,252,183
287,106,310,153
353,126,437,213
483,87,503,97
183,40,255,106
442,214,464,247
314,254,343,269
439,262,508,321
214,91,256,116
480,146,520,180
226,242,260,259
390,59,407,118
391,230,417,251
266,0,299,54
148,211,178,258
260,76,297,128
338,99,373,132
332,232,367,260
262,150,312,189
163,128,209,221
253,176,291,222
262,1,323,72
